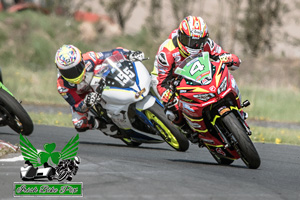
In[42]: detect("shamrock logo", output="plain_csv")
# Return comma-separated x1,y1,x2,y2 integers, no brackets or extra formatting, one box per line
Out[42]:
20,134,79,167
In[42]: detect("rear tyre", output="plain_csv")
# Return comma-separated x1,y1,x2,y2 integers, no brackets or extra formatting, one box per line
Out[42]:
0,89,33,135
144,102,189,152
222,112,260,169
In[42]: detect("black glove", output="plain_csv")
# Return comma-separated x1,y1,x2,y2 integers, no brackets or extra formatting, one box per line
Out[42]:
84,92,100,108
128,50,145,61
164,96,179,122
96,78,106,94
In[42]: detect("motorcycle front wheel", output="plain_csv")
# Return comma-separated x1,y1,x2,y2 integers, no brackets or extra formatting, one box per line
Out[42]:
57,170,68,182
0,89,33,135
222,112,261,169
144,102,189,152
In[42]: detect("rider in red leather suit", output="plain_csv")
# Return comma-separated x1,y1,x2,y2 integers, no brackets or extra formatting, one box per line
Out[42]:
151,16,241,128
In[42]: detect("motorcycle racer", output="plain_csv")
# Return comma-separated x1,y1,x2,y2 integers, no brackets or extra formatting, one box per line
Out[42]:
55,44,144,133
151,16,241,133
55,156,81,181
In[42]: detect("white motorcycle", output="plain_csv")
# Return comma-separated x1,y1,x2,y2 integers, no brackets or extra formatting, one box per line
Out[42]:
89,52,189,151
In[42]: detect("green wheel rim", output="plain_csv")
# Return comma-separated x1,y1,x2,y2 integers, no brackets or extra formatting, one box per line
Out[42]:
145,110,180,149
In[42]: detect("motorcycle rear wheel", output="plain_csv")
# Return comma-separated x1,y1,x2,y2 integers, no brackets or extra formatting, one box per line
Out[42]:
144,102,189,152
0,89,33,135
222,112,261,169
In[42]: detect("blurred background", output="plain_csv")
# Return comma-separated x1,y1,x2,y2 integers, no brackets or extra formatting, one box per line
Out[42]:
0,0,299,124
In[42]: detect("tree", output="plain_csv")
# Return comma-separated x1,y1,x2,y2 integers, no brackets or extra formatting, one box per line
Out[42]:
146,0,162,38
239,0,286,55
99,0,138,33
227,0,242,52
170,0,196,23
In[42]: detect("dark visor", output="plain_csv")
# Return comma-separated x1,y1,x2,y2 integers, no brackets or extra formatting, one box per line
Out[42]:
59,61,85,79
179,32,208,49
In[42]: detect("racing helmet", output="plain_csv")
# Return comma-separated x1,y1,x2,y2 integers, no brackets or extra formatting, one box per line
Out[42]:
55,45,86,84
74,156,81,164
177,16,209,57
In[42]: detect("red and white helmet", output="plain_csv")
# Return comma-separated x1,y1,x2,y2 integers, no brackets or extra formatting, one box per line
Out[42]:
177,16,209,57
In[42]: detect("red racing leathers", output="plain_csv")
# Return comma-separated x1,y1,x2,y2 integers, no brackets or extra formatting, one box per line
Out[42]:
152,29,241,126
57,48,130,131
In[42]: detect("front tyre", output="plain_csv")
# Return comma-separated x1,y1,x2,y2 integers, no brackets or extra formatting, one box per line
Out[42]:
144,102,189,152
57,170,68,182
222,112,260,169
0,89,33,135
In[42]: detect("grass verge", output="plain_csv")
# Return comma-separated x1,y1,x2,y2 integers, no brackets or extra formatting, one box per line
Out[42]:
250,126,300,146
28,112,300,146
240,86,300,123
29,112,73,127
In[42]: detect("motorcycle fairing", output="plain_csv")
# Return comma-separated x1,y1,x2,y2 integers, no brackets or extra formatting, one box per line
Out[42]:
105,60,136,88
97,61,151,105
206,144,239,160
182,113,208,134
174,53,246,160
175,63,229,107
174,52,214,86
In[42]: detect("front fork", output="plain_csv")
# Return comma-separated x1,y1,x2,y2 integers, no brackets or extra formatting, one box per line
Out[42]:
211,101,251,148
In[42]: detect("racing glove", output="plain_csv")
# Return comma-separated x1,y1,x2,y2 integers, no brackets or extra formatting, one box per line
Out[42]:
128,50,145,61
161,89,173,103
161,89,179,120
95,78,106,94
83,92,100,108
219,53,241,69
164,97,180,122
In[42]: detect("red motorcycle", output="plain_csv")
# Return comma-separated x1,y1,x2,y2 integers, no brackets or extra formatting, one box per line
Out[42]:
169,52,260,169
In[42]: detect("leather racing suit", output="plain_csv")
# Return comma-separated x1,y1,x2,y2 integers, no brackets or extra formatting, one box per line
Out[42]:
151,29,241,126
57,48,131,132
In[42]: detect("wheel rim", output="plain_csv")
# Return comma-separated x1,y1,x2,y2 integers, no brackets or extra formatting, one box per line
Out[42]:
145,110,180,149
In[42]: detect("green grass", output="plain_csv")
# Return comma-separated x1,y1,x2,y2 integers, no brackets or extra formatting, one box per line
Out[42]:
240,86,300,123
0,10,300,146
250,126,300,146
28,112,300,146
2,66,64,105
29,112,73,127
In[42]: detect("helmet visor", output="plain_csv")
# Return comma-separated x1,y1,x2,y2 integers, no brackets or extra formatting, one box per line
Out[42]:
179,33,208,49
59,60,85,80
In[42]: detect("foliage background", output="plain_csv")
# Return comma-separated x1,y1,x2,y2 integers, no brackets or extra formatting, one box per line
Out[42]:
0,0,299,125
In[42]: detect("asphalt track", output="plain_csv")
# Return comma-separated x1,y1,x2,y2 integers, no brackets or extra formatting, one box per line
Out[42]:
0,125,300,200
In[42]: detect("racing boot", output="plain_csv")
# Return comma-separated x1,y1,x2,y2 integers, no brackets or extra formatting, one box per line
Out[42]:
100,124,119,136
94,118,119,136
175,123,198,144
243,112,248,120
